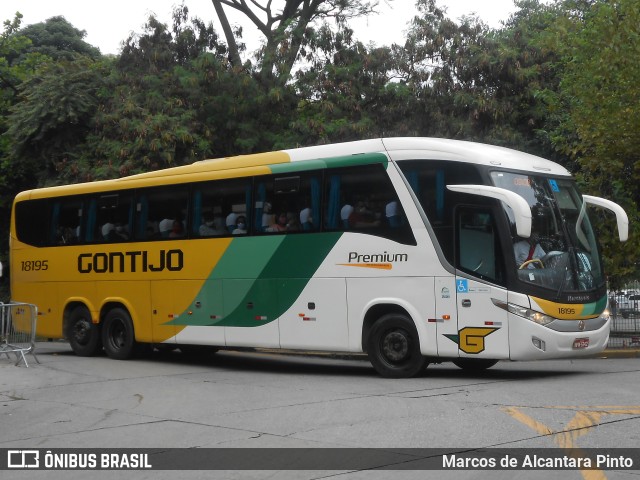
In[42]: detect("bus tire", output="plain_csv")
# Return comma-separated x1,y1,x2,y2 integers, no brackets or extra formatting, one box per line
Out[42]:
367,313,428,378
67,306,102,357
102,307,139,360
452,358,498,371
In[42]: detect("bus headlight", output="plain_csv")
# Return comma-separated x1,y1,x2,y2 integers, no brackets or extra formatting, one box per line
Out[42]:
507,303,555,326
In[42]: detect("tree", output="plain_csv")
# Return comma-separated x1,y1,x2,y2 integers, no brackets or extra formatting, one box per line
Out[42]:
210,0,381,85
4,56,106,185
76,9,226,180
73,6,296,181
0,14,51,222
292,23,418,144
543,0,640,281
17,16,101,60
398,0,563,155
1,14,105,189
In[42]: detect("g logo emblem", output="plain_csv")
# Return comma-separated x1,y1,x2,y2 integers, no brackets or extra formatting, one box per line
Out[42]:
445,327,499,354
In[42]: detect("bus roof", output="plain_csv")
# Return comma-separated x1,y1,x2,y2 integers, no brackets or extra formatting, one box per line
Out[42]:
15,137,570,201
285,137,571,176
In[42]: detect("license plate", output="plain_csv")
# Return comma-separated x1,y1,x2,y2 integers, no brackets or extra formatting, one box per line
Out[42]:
573,338,589,349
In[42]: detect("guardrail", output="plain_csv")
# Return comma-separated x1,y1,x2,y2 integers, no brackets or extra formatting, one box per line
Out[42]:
609,280,640,349
0,302,39,367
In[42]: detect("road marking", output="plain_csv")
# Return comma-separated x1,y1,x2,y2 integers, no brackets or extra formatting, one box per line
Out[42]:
502,405,640,480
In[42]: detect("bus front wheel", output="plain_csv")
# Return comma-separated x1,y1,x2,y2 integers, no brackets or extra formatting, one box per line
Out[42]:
67,306,102,357
102,308,139,360
367,314,428,378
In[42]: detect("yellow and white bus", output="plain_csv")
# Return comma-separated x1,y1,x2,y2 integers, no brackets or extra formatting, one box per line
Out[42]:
9,138,628,377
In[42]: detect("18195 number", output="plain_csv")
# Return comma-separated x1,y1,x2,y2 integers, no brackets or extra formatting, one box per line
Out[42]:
21,260,49,271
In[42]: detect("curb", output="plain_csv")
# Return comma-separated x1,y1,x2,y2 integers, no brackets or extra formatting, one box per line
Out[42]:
595,349,640,359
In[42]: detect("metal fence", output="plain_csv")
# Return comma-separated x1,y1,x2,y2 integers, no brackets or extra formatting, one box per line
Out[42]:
0,302,39,367
609,280,640,349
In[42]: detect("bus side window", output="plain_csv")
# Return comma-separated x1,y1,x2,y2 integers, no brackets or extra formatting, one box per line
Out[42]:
14,199,49,247
51,198,83,245
135,186,188,241
188,177,252,236
254,173,321,234
324,164,415,245
94,193,134,243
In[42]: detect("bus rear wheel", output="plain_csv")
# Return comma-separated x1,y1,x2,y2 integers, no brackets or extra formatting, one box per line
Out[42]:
102,308,139,360
452,358,498,371
67,306,102,357
367,313,428,378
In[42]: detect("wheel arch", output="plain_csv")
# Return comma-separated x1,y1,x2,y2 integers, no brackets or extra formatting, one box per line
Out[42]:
99,298,146,342
361,301,420,354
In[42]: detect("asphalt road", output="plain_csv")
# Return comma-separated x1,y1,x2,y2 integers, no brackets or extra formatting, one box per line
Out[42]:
1,342,639,480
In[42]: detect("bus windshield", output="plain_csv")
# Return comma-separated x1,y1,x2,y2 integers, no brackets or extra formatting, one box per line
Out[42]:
491,172,604,294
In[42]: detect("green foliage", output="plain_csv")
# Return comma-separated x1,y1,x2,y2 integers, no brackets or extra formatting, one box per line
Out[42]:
4,56,106,184
18,16,101,60
293,24,416,144
0,0,639,283
66,6,297,182
398,0,562,157
542,0,640,280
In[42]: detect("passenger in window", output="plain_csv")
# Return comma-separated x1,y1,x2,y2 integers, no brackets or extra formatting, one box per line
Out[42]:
113,223,129,241
200,212,224,236
266,213,288,233
146,221,159,239
385,201,402,227
169,219,185,238
58,226,77,244
349,200,381,229
226,212,238,233
340,203,354,229
232,216,247,235
159,218,174,238
101,222,116,241
300,207,313,231
261,202,274,231
285,212,301,232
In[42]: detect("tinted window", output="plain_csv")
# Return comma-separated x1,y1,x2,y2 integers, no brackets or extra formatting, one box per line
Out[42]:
398,160,484,262
14,199,49,247
254,173,321,234
51,197,85,245
456,207,505,285
134,186,189,240
192,178,252,237
324,164,415,245
87,192,134,243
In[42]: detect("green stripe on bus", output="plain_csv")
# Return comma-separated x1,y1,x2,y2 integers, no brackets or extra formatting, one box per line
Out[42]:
168,233,342,327
269,160,328,173
269,153,388,174
582,295,608,316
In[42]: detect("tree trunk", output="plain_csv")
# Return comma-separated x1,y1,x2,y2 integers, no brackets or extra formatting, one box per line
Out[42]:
211,0,243,67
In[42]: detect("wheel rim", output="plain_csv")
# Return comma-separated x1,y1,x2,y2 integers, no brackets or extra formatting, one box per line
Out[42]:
380,329,411,364
107,318,127,350
72,318,92,346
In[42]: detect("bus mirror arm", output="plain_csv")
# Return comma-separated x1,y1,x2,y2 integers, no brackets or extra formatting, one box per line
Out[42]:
447,185,532,238
582,195,629,242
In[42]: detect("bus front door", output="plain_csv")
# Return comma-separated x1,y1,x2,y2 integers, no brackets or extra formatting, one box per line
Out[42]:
453,277,509,360
449,206,509,360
